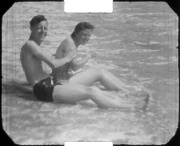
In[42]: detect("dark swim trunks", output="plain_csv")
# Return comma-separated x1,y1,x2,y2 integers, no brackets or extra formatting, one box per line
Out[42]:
33,76,61,102
33,63,73,102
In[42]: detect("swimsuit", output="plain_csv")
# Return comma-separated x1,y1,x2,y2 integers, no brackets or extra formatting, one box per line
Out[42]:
51,63,73,85
33,63,73,102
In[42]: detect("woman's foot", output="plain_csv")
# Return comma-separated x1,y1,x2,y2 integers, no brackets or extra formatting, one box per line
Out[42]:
129,90,149,99
134,93,149,111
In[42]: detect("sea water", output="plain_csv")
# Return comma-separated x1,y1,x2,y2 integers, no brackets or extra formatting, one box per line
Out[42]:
2,2,179,145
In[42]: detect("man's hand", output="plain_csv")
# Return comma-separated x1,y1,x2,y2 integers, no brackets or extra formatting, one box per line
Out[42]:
65,49,76,62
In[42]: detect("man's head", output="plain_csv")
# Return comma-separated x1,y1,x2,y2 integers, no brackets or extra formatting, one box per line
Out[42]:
29,15,48,44
71,22,94,45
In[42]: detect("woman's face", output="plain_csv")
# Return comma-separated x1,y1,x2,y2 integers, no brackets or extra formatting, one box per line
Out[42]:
76,29,93,45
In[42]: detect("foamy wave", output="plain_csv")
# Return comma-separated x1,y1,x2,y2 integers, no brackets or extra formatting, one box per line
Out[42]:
133,41,161,46
137,56,178,66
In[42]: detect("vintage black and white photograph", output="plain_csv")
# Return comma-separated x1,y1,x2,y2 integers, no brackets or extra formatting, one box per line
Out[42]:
2,1,179,145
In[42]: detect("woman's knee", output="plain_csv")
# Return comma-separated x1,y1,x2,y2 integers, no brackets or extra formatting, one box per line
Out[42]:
91,67,105,77
92,67,103,72
94,68,109,81
85,86,102,97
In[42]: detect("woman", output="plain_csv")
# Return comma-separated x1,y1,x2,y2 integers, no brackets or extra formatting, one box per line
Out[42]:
52,21,149,109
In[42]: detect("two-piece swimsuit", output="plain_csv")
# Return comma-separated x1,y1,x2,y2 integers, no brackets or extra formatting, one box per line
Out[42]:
33,63,73,102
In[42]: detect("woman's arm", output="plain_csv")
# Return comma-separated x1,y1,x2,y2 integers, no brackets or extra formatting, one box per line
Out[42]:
55,37,96,71
70,51,96,71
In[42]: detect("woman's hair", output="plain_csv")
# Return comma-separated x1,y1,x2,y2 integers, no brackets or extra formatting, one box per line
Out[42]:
29,15,47,27
71,22,94,38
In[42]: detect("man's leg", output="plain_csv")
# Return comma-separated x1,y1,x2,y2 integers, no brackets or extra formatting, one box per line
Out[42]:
52,84,147,109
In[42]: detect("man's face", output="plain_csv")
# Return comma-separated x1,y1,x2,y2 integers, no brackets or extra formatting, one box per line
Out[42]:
77,29,92,45
30,20,48,43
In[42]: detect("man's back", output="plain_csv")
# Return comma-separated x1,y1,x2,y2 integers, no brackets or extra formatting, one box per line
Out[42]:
20,40,48,87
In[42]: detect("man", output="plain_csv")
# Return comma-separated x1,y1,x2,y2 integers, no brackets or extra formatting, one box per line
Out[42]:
20,15,76,102
21,15,148,109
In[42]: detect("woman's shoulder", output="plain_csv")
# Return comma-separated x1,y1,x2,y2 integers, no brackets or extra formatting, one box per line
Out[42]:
62,36,76,50
65,36,74,44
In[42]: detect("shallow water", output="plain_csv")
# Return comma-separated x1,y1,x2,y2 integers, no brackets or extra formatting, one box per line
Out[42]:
2,2,179,145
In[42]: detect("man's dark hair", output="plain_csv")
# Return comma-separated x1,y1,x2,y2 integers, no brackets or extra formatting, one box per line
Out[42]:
71,22,94,38
30,15,47,27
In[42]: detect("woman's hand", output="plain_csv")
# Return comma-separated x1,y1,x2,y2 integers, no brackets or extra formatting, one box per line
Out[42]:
87,51,96,59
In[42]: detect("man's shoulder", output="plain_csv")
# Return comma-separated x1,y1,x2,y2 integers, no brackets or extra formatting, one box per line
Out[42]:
22,40,35,49
21,40,39,53
26,40,39,47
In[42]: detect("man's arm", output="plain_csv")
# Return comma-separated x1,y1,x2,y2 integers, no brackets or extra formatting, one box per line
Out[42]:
27,41,75,69
56,37,96,71
70,52,96,71
62,38,96,71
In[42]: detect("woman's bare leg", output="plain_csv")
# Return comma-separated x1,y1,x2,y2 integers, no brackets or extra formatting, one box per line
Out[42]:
69,68,130,91
69,68,149,99
52,84,147,109
69,68,101,86
91,87,148,110
98,69,130,91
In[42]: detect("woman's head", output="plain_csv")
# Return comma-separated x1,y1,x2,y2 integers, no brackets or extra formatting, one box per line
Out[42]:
71,22,94,38
71,22,94,45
